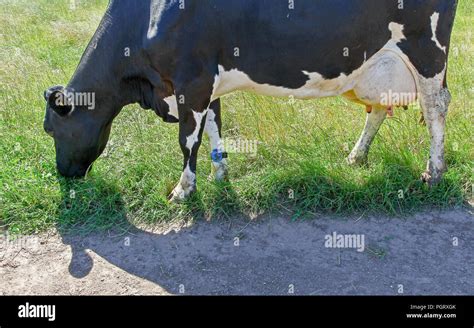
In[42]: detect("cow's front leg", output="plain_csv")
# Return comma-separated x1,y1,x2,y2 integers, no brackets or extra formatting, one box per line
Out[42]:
420,86,451,186
169,99,209,202
205,99,228,181
347,106,387,166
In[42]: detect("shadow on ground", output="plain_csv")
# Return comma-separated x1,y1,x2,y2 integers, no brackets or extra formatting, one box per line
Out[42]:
36,173,473,295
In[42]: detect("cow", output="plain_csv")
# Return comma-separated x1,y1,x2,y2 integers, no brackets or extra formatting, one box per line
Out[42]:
43,0,458,202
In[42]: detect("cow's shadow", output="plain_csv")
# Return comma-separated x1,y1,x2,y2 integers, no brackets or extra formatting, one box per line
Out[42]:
56,176,243,295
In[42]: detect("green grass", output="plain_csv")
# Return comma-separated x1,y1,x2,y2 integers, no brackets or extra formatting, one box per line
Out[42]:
1,0,473,235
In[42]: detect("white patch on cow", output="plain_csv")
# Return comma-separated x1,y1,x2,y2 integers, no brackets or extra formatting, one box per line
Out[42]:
204,109,228,181
147,0,167,39
430,12,447,53
211,73,222,101
204,110,220,151
388,22,406,43
350,50,417,107
163,95,179,119
211,65,353,101
186,109,208,152
170,165,196,201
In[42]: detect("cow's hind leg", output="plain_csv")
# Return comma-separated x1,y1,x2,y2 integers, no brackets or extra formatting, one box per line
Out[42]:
205,99,228,181
346,50,416,166
419,82,451,186
347,106,387,166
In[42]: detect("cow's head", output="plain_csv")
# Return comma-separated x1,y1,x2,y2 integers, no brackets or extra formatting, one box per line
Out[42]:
43,86,113,178
42,0,178,178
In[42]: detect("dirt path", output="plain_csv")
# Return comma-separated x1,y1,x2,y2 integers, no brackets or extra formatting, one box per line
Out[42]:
1,208,473,295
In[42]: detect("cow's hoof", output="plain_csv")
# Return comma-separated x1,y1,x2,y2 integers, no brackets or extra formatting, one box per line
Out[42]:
208,172,229,182
210,161,229,182
214,167,229,182
346,154,368,167
168,184,196,203
420,171,442,187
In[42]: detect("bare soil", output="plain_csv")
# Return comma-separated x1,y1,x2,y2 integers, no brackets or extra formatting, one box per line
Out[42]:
1,208,473,295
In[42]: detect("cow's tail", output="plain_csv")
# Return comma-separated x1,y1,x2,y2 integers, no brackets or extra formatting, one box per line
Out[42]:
440,0,459,88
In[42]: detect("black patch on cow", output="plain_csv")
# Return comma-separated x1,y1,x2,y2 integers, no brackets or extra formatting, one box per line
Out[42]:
396,0,457,79
216,0,393,88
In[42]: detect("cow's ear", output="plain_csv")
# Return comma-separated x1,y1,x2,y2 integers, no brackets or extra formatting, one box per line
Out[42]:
47,90,73,116
44,85,64,101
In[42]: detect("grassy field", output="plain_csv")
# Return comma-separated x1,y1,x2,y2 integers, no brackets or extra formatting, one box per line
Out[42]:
1,0,472,235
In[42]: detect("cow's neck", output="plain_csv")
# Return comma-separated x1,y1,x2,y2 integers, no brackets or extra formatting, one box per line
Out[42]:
67,0,146,118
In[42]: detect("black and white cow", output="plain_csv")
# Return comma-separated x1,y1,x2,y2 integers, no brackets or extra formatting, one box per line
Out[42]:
44,0,458,201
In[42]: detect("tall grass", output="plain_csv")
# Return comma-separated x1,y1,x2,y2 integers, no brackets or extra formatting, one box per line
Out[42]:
0,0,472,234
